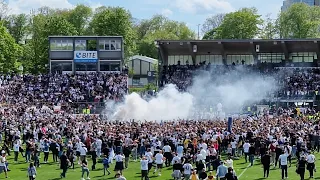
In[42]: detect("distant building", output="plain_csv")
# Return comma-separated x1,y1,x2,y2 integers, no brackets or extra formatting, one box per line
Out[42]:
281,0,318,11
127,55,158,86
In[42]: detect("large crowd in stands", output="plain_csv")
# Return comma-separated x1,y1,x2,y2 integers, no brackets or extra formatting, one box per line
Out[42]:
161,62,320,99
0,73,128,113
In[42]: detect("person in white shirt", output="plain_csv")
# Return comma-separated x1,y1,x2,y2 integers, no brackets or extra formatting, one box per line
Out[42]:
0,151,8,178
182,161,193,180
279,150,289,180
95,138,102,158
171,153,181,165
114,152,125,175
243,141,251,163
231,140,237,157
79,143,88,162
13,140,20,163
196,150,204,165
145,148,153,171
162,144,171,167
140,156,149,180
154,150,165,176
306,151,316,178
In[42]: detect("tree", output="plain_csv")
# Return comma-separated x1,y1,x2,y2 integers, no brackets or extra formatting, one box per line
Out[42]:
0,22,22,73
259,14,278,39
89,6,137,57
202,28,217,40
277,3,320,38
3,14,28,43
25,9,78,73
136,15,195,58
201,13,225,35
66,5,92,35
214,8,263,39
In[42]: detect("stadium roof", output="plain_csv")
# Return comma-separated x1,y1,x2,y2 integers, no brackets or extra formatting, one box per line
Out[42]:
156,39,320,56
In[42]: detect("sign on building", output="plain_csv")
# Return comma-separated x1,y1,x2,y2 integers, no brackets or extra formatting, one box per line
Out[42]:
147,71,157,82
74,51,98,63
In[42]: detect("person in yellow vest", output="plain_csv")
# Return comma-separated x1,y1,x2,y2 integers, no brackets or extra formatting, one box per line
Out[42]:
296,108,300,117
316,90,318,95
190,170,199,180
247,106,251,114
86,108,90,114
82,108,86,114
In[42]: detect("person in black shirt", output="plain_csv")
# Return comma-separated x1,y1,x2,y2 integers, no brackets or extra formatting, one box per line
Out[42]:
91,150,97,170
172,161,183,179
297,156,307,180
275,145,282,168
123,146,131,169
60,151,69,178
225,167,238,180
261,151,271,178
248,144,255,166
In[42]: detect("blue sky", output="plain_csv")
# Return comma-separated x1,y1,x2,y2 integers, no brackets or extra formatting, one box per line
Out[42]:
6,0,283,32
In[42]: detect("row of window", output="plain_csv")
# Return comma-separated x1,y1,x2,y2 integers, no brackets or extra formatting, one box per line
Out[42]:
50,61,120,72
50,40,122,51
99,40,121,51
167,53,316,65
129,59,156,75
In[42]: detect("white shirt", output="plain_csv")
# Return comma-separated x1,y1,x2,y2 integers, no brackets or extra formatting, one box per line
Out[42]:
225,159,233,168
115,155,124,162
79,146,87,156
145,152,153,163
0,156,6,166
155,153,164,164
306,154,316,163
231,141,237,148
183,163,193,175
243,143,250,153
163,145,171,152
13,143,20,152
140,159,148,170
196,153,204,162
279,154,288,165
172,156,181,164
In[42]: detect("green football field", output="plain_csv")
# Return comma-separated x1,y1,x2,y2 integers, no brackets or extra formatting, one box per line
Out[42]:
2,153,320,180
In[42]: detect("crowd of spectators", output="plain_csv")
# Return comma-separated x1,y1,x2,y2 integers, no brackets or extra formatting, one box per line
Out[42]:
161,62,320,100
0,73,128,113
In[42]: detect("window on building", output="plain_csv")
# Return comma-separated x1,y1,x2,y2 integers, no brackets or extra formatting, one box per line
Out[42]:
258,53,284,63
100,61,121,71
50,40,73,50
75,63,97,71
75,40,86,50
226,55,254,65
99,40,121,51
51,61,72,73
290,52,315,63
100,61,110,71
168,55,192,65
196,55,223,65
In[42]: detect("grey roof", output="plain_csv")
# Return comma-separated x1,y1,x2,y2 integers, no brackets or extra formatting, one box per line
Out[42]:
128,55,158,64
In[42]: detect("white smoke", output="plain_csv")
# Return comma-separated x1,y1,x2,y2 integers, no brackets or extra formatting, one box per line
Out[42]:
112,84,193,121
108,66,278,121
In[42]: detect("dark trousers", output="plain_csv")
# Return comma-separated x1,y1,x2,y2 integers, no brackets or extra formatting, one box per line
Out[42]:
299,168,305,180
307,163,315,177
14,151,18,161
281,165,288,179
263,165,270,177
92,158,96,170
44,152,49,162
61,167,68,177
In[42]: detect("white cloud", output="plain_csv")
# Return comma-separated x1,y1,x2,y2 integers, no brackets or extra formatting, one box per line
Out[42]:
173,0,234,14
6,0,102,15
7,0,74,14
161,8,173,17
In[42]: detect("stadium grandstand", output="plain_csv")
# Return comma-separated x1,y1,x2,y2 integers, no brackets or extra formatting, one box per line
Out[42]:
156,39,320,109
